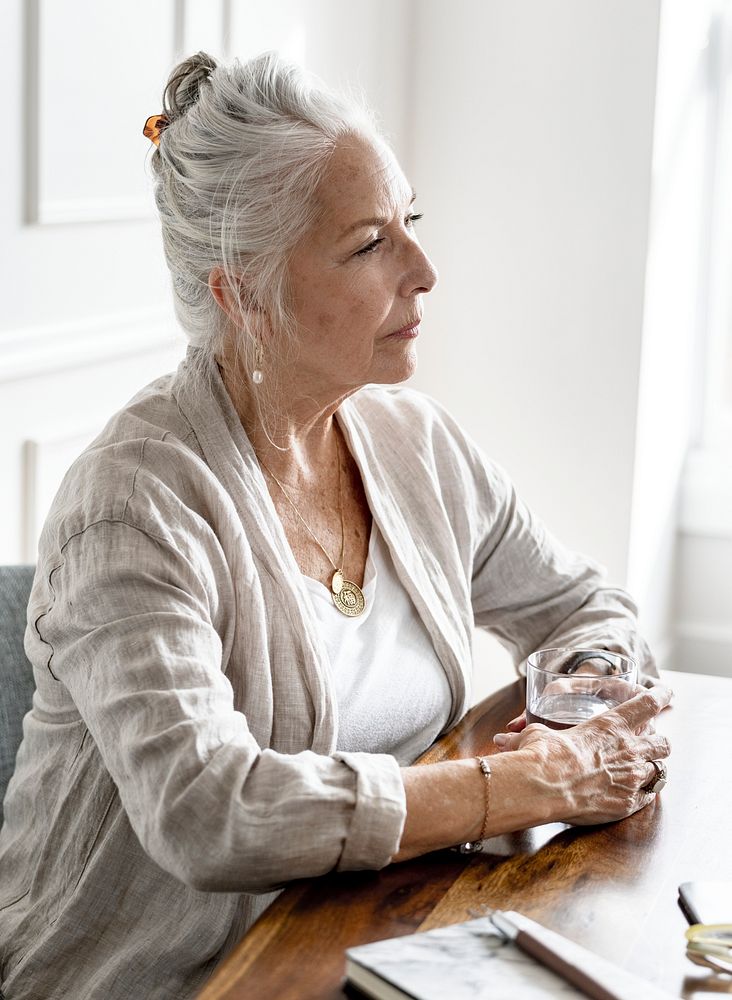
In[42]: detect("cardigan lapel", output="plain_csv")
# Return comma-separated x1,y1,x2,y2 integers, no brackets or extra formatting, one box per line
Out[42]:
172,347,339,754
337,395,470,730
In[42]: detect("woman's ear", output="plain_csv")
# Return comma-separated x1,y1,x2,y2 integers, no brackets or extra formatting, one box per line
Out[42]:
208,266,261,324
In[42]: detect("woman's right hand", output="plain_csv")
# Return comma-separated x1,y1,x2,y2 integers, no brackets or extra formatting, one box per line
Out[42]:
506,710,527,732
493,685,673,826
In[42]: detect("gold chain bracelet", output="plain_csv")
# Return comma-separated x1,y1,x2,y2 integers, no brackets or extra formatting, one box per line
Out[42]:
455,755,492,855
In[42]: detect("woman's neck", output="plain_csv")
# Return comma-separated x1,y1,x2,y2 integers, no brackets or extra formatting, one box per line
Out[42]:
216,358,348,488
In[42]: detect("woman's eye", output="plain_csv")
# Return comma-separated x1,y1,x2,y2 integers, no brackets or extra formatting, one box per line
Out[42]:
354,214,423,257
355,238,384,257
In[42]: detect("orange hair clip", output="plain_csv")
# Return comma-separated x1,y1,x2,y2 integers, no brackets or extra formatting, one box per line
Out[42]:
143,113,170,147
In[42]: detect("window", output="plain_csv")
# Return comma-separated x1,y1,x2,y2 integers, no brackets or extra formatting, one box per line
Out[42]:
699,7,732,454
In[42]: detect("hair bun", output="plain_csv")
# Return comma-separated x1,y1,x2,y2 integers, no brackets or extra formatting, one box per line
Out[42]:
163,51,217,119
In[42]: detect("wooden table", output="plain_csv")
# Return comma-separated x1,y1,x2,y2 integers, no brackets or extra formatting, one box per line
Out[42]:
198,670,732,999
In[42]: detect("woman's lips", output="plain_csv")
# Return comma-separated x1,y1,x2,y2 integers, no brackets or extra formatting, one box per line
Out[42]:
387,323,420,339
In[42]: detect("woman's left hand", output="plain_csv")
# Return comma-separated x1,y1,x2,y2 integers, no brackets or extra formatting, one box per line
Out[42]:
493,686,673,826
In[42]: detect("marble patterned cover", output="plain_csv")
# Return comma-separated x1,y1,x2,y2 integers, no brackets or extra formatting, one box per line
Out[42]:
346,916,584,999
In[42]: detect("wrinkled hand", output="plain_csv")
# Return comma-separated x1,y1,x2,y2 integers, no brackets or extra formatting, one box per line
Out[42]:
494,685,673,826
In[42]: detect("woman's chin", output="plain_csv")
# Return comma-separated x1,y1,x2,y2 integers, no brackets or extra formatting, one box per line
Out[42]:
375,344,418,385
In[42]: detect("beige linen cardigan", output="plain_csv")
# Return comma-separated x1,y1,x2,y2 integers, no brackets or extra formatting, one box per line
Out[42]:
0,347,655,1000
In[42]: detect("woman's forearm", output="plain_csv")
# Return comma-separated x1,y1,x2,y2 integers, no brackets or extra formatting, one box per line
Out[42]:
394,751,557,863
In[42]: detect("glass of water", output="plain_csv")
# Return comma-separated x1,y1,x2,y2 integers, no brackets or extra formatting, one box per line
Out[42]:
525,647,637,729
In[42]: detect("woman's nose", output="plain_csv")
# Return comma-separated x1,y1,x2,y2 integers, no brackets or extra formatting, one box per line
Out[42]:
402,241,439,296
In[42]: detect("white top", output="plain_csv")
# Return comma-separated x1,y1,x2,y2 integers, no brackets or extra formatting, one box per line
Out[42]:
302,522,452,766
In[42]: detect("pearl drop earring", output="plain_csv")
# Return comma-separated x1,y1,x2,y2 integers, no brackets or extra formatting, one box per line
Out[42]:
252,339,264,385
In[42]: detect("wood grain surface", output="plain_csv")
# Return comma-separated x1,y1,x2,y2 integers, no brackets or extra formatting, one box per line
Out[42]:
197,670,732,1000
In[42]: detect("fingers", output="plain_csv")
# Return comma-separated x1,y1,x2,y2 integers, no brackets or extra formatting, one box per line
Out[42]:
603,679,649,702
637,732,671,760
609,684,673,731
493,731,526,751
506,712,527,732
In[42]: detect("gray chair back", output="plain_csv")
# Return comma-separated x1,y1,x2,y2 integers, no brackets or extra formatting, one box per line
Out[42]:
0,565,36,828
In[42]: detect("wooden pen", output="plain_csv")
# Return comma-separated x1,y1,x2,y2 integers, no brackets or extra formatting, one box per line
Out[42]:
489,910,677,1000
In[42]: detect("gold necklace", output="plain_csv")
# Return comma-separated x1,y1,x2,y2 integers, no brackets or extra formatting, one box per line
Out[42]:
258,433,366,618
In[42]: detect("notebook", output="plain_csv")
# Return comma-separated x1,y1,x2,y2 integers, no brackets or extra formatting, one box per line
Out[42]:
345,912,676,1000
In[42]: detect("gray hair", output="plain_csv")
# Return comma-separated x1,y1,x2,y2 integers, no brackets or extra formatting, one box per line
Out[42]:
148,50,382,432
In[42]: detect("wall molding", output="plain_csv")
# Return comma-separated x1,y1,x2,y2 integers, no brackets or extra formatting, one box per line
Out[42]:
0,309,184,383
676,620,732,646
673,621,732,678
679,447,732,539
22,426,101,563
38,196,154,226
25,0,183,226
650,635,674,673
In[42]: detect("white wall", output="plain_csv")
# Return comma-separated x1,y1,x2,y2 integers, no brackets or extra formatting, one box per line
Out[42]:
407,0,661,692
409,0,660,581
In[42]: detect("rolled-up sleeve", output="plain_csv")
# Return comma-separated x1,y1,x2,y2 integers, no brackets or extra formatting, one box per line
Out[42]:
35,518,406,893
331,750,407,870
468,457,658,682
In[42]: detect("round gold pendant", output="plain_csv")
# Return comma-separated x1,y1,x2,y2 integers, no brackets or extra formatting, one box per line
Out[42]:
331,569,366,617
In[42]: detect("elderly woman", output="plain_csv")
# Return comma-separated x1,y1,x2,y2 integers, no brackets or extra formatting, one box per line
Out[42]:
0,51,670,1000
